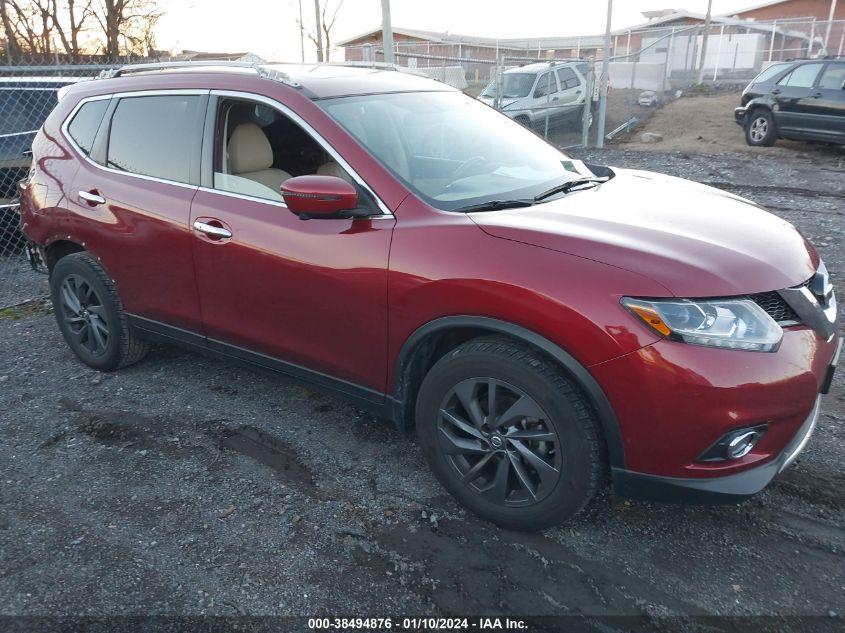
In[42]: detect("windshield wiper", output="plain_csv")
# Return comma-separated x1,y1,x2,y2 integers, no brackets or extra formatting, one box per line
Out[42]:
453,199,535,213
533,177,610,202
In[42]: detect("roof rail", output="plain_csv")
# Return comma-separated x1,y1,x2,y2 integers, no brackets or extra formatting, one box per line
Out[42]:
97,61,301,88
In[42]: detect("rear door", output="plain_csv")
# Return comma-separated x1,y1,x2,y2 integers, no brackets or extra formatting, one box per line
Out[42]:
771,62,824,134
531,71,559,127
66,91,207,333
804,62,845,142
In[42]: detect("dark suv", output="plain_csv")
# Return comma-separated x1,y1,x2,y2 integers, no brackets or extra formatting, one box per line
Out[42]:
735,58,845,146
19,62,840,530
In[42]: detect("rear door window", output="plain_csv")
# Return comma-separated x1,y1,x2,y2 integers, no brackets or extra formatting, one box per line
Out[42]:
777,63,823,88
106,94,202,183
556,67,581,90
67,99,109,156
818,63,845,90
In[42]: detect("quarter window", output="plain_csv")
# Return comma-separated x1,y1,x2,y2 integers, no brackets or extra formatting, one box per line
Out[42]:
777,63,823,88
106,95,201,183
67,99,108,156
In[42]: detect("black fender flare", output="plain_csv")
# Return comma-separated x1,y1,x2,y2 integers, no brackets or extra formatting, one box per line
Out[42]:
393,315,626,469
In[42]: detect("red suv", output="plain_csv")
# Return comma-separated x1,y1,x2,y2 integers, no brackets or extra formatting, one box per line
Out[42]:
19,62,840,530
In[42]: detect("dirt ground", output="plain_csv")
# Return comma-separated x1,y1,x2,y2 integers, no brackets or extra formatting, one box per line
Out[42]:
617,93,845,163
0,146,843,632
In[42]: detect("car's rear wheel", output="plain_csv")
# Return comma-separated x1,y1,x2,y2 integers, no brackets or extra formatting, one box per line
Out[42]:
415,337,603,531
50,252,149,371
745,109,776,146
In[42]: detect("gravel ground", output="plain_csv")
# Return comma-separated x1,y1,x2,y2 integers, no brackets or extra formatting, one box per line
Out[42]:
1,148,843,630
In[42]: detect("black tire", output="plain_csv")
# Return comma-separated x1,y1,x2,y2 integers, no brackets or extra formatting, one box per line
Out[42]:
50,252,149,371
415,337,604,531
745,108,777,147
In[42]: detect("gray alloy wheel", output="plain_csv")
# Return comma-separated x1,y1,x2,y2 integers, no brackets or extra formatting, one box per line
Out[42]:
437,377,562,507
745,109,776,147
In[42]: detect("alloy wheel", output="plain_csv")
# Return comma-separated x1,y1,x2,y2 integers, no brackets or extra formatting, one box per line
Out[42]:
437,378,562,507
59,274,109,356
750,116,768,142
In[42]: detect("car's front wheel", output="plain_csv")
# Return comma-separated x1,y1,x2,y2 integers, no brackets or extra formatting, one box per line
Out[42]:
745,109,777,146
50,252,149,371
415,337,604,531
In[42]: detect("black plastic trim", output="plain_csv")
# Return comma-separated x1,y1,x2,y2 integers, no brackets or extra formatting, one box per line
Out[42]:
393,315,626,468
128,315,389,418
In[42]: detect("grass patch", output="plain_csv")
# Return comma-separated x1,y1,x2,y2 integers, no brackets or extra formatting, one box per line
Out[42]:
0,297,52,320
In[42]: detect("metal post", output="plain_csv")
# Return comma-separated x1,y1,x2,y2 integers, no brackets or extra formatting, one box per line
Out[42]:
808,19,815,57
543,71,551,139
769,20,777,61
661,27,675,95
581,62,593,148
596,0,612,149
824,0,839,54
712,24,724,81
696,0,712,84
381,0,394,65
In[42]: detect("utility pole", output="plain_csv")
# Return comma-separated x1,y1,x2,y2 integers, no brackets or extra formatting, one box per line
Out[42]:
823,0,838,54
696,0,713,84
381,0,394,64
313,0,324,62
596,0,612,149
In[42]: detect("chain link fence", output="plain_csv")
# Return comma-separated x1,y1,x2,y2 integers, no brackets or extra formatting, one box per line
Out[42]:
0,59,121,308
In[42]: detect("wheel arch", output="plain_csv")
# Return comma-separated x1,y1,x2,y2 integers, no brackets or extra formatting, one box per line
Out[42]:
391,315,626,469
44,239,86,273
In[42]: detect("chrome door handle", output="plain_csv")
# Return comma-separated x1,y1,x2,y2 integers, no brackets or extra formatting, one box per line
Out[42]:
193,220,232,239
79,191,105,205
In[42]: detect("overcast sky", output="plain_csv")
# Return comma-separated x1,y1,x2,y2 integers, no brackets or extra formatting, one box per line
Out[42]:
156,0,772,61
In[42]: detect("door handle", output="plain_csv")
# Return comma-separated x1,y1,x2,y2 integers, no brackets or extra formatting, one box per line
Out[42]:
811,92,822,98
771,88,781,95
193,220,232,239
78,190,105,206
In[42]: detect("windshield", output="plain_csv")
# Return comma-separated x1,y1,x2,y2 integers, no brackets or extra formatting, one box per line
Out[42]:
480,73,536,99
318,91,593,211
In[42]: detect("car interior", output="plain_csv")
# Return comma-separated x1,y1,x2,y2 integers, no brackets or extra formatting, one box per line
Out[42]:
213,99,352,203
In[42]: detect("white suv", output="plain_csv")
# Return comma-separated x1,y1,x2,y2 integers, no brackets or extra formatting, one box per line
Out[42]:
478,62,590,131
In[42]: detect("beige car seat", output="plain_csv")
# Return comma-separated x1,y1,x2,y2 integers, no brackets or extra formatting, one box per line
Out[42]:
227,123,291,190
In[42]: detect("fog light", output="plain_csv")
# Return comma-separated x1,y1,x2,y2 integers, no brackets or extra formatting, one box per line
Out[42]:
727,430,763,459
699,424,767,462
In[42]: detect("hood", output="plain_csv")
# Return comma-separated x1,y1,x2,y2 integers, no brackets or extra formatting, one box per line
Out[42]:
469,168,817,297
478,96,521,109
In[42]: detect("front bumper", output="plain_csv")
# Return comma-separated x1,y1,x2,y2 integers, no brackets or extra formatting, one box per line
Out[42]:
734,106,748,126
612,393,824,504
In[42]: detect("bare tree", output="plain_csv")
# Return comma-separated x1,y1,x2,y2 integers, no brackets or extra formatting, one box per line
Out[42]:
1,0,94,60
299,0,344,62
93,0,160,60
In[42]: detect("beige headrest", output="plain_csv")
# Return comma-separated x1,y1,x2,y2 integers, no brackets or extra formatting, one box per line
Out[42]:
228,123,274,174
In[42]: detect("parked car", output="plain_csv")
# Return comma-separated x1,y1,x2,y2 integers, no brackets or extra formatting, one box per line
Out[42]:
19,62,840,531
0,76,85,240
734,58,845,146
637,90,659,107
478,62,591,131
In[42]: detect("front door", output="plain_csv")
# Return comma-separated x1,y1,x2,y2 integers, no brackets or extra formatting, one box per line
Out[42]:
189,94,395,393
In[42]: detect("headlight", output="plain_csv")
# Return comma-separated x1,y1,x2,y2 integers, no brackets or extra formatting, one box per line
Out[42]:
621,297,783,352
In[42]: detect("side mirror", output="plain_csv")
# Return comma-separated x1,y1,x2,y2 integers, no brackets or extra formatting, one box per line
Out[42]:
281,175,359,219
